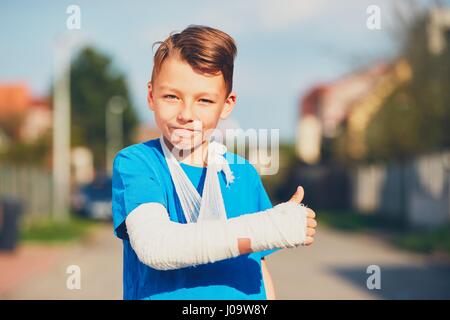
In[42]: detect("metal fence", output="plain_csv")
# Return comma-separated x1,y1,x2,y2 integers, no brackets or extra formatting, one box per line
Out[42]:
0,163,53,225
351,151,450,228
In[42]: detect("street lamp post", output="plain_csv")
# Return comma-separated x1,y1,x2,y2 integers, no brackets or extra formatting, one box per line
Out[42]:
106,96,127,175
52,37,72,222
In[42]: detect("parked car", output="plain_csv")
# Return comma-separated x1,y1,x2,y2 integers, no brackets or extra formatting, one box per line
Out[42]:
72,175,112,221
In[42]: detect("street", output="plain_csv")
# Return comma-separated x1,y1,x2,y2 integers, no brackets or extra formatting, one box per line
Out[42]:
1,223,450,299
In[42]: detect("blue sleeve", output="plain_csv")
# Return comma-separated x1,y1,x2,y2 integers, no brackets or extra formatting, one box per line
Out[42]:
252,166,281,260
112,149,167,240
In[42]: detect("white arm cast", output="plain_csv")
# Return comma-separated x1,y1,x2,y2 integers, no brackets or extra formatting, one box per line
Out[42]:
125,201,307,271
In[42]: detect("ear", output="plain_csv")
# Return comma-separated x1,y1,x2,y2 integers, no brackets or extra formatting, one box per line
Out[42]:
147,81,155,111
220,91,237,120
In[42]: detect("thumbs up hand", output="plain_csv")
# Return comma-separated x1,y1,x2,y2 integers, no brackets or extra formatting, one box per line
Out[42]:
289,186,317,246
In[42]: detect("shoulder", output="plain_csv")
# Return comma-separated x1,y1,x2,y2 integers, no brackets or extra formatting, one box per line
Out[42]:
113,138,164,176
115,138,160,160
115,139,160,164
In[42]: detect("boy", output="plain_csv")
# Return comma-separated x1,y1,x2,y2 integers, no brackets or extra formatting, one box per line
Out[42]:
112,25,317,300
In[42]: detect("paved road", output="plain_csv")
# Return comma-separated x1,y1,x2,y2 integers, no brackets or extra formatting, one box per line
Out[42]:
267,226,450,299
0,224,122,300
2,223,450,299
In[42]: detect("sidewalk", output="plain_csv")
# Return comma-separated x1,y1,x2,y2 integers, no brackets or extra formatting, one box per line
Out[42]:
0,243,65,297
0,223,122,300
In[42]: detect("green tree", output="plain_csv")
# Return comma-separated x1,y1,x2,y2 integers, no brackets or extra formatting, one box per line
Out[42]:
70,47,139,169
0,108,52,166
366,13,450,162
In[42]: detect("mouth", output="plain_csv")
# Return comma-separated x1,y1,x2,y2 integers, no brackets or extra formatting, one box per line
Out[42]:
171,125,202,131
170,126,202,139
172,127,194,131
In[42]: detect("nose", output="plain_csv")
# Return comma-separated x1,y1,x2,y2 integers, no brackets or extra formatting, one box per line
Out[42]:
177,102,194,123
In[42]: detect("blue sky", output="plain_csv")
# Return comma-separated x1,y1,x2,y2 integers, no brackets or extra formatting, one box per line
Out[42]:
0,0,436,142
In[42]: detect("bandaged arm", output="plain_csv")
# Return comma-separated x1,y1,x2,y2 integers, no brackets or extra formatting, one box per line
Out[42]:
125,201,307,271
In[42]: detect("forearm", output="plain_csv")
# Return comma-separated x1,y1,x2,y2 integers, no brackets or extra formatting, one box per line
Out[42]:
126,202,307,271
126,204,239,270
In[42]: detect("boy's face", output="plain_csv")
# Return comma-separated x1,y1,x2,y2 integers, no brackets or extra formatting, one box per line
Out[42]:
148,53,236,151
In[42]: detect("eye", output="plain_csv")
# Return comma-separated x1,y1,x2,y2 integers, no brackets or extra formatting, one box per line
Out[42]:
199,99,214,104
164,94,178,100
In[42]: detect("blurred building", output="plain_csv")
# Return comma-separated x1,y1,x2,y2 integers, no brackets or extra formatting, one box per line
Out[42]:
296,60,412,164
0,84,97,186
0,84,52,145
20,97,52,142
71,146,94,185
0,84,29,119
427,7,450,55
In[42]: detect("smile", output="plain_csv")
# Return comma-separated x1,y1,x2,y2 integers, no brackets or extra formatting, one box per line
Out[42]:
171,127,199,138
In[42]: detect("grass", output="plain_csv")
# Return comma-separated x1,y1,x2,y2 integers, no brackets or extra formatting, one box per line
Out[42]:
20,215,99,244
392,225,450,254
317,210,450,255
317,209,404,232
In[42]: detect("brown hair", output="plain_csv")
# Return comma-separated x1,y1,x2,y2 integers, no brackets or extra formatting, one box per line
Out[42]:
151,25,237,97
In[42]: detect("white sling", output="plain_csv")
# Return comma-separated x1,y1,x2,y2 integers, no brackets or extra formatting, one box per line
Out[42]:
159,135,235,223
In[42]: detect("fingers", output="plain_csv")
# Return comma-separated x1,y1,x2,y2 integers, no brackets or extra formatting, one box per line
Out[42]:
289,186,304,204
306,227,316,236
304,211,317,246
303,236,314,246
306,208,316,219
286,188,317,247
307,218,317,228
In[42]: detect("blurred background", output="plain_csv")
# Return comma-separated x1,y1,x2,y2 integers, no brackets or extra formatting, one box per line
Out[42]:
0,0,449,299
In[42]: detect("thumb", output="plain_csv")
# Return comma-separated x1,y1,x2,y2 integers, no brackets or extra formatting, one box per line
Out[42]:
289,186,304,204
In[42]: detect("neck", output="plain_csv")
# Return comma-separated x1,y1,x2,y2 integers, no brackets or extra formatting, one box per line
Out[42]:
163,136,209,168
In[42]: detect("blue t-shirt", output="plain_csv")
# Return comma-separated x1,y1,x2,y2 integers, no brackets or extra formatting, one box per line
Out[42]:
112,138,280,300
